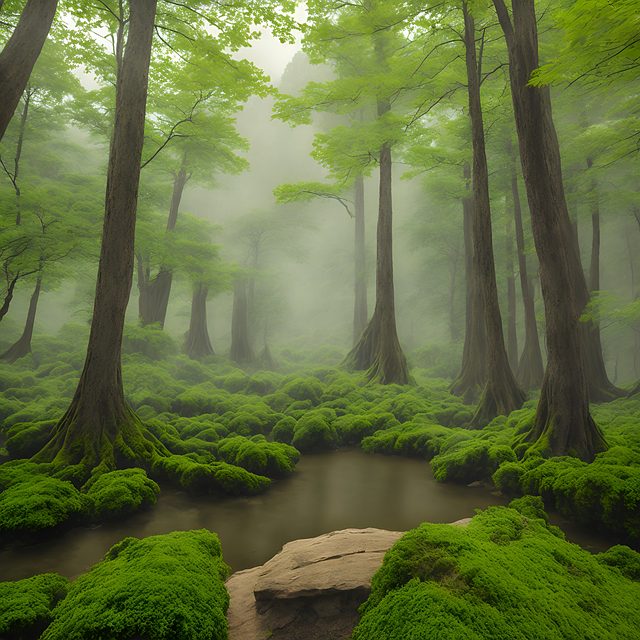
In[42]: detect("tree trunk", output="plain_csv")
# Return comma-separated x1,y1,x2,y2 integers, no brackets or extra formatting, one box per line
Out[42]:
229,278,254,365
353,174,368,345
182,282,214,360
343,131,411,385
451,163,488,403
258,342,277,372
493,0,607,461
511,153,544,390
0,275,40,363
505,217,518,370
448,237,461,342
32,0,166,481
0,0,58,141
463,4,525,429
0,273,19,325
138,163,188,328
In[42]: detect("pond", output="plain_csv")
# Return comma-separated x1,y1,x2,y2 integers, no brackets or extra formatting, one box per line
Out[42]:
0,448,614,583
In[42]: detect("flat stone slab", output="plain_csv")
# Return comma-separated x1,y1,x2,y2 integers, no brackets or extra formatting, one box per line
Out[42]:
225,521,472,640
253,528,404,601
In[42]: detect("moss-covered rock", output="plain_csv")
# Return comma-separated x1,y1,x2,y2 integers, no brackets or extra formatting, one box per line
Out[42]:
353,504,640,639
0,573,68,639
217,435,300,479
151,455,270,496
86,469,160,520
41,530,230,640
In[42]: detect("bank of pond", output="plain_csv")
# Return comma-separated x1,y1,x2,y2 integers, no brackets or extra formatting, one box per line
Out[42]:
0,324,639,638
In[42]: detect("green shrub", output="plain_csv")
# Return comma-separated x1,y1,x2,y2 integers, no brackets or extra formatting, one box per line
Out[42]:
217,436,300,479
281,377,323,406
272,417,296,445
354,506,640,639
5,420,57,458
0,573,68,638
292,412,339,453
121,323,177,360
0,476,90,534
431,442,516,484
86,469,160,520
41,530,230,640
151,455,270,496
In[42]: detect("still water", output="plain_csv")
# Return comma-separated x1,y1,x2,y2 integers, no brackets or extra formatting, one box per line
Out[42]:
0,448,613,583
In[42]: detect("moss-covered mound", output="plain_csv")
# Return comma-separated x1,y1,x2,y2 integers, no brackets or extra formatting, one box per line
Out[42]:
353,499,640,639
0,573,68,639
40,529,230,640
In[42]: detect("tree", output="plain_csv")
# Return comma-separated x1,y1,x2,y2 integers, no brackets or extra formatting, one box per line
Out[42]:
508,142,544,390
287,0,446,384
0,0,58,140
462,1,525,428
492,0,607,461
33,0,163,478
227,208,314,363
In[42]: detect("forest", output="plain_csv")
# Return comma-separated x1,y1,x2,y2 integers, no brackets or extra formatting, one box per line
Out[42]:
0,0,639,638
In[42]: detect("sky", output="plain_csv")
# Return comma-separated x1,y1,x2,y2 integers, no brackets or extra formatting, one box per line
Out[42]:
235,5,308,83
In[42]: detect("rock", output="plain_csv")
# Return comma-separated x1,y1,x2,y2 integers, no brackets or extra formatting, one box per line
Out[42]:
450,517,472,527
225,522,472,640
253,528,404,601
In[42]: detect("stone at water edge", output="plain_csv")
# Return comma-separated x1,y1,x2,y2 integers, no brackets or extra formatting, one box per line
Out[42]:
253,528,404,600
225,521,472,640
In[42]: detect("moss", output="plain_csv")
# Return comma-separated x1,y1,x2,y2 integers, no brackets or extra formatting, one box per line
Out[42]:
217,435,300,479
5,420,58,458
41,530,230,640
354,506,640,639
271,417,296,445
151,455,270,496
0,573,69,638
291,411,339,453
431,441,516,484
0,475,91,535
86,469,160,520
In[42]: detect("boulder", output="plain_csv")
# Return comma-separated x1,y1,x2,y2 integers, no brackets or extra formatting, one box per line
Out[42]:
225,522,470,640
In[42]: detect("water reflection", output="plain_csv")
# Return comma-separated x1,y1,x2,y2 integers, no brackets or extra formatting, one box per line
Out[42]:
0,448,614,583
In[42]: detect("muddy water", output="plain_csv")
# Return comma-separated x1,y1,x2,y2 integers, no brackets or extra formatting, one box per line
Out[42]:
0,448,613,583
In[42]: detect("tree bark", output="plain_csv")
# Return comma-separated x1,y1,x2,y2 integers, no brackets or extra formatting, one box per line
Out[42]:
32,0,166,481
511,151,544,390
493,0,607,461
343,134,411,385
0,275,40,363
451,162,488,403
506,216,518,370
353,174,368,345
138,161,188,328
463,4,525,429
182,282,214,360
0,273,19,325
0,0,58,141
229,278,255,365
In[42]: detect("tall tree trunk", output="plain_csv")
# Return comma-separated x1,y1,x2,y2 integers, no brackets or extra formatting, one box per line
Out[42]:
0,275,41,363
343,137,411,384
182,282,214,360
511,151,544,390
451,163,488,403
448,237,461,342
505,216,518,370
463,4,525,429
0,0,58,141
32,0,167,481
353,174,368,345
0,273,19,325
493,0,607,461
229,278,254,365
138,162,188,328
